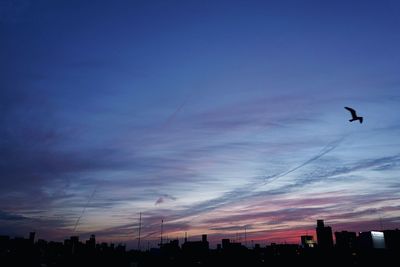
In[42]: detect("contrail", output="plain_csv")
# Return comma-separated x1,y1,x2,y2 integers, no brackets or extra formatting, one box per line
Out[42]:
263,137,344,185
71,94,192,233
73,185,98,233
159,94,191,130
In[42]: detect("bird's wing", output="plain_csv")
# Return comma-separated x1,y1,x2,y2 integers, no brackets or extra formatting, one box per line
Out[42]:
344,107,357,118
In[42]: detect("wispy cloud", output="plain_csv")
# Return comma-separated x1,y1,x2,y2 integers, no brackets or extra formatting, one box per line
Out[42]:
261,137,345,185
155,194,177,205
0,210,29,221
1,64,400,244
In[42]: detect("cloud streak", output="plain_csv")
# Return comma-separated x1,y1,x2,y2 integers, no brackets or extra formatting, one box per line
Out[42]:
262,137,345,185
0,210,29,221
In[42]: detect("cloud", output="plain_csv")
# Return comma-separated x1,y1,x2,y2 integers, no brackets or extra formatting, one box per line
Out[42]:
155,197,164,205
128,151,400,239
150,139,345,219
93,218,190,242
262,137,344,185
155,194,177,205
209,225,253,231
291,153,400,188
325,205,400,222
0,210,29,221
204,207,329,226
1,76,400,245
0,209,74,239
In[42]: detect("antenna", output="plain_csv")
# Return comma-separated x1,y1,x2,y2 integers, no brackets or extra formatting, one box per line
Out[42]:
137,212,142,250
244,227,247,247
160,219,164,248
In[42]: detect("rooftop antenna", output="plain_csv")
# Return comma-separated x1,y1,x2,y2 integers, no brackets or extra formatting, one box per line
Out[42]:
137,212,142,250
244,227,247,247
160,219,164,247
379,216,384,231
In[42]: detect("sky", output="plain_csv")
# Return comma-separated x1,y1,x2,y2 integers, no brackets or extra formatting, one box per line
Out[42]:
1,0,400,248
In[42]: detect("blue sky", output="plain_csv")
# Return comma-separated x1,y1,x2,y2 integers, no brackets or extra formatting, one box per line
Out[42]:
1,0,400,247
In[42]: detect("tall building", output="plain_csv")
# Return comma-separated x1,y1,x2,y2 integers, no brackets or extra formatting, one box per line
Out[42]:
29,232,35,245
335,231,357,249
358,231,385,249
222,239,230,249
86,234,96,249
70,236,79,254
316,220,333,249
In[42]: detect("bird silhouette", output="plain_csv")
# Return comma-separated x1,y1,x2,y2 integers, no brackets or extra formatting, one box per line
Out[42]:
344,107,363,123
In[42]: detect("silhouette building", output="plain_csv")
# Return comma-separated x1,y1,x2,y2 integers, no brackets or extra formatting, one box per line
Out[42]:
222,239,230,249
2,228,400,266
316,220,333,249
29,232,35,245
86,234,96,249
69,236,80,254
383,229,400,250
182,234,209,254
161,239,180,255
301,235,316,248
358,231,385,249
335,231,357,249
220,238,245,251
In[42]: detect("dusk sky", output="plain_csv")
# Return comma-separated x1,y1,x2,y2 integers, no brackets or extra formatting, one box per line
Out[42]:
1,0,400,248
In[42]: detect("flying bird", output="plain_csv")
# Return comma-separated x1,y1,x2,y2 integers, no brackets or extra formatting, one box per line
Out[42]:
344,107,363,123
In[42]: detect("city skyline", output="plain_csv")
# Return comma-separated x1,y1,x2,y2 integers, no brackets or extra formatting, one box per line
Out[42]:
1,219,398,251
1,1,400,248
2,221,399,267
